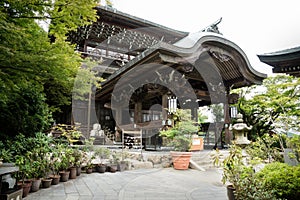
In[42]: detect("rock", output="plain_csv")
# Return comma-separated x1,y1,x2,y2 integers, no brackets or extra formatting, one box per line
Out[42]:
132,161,153,169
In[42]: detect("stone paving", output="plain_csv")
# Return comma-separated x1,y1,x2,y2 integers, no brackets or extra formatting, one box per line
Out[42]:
24,168,226,200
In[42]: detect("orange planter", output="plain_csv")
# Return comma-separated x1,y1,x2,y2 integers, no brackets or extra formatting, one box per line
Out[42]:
190,137,204,151
170,151,192,170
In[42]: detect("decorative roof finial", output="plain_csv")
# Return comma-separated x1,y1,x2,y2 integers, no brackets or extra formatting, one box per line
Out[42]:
202,17,222,35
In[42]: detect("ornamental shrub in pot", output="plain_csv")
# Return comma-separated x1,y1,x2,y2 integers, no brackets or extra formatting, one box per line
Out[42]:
159,109,198,170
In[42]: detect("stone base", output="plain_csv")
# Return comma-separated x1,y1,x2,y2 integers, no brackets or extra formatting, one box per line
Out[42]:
131,160,153,170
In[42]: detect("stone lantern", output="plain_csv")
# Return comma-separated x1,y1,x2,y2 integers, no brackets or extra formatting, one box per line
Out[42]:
229,113,252,146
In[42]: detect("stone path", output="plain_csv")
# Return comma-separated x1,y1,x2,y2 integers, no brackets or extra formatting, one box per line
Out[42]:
24,168,226,200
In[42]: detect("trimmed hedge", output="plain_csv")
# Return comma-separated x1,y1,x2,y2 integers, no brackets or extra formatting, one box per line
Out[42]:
255,162,300,200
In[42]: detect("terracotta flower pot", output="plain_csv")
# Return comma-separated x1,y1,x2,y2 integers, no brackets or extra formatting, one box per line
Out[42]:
170,151,192,170
18,181,32,198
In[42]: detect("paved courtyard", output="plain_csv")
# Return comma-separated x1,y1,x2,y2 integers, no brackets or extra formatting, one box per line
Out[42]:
24,168,226,200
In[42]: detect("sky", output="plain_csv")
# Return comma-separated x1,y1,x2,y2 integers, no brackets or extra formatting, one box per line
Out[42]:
109,0,300,75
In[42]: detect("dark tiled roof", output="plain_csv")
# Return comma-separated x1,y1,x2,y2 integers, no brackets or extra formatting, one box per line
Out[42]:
258,46,300,76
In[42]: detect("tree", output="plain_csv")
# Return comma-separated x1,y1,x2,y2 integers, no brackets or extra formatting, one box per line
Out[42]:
72,58,105,101
0,0,99,139
235,75,300,139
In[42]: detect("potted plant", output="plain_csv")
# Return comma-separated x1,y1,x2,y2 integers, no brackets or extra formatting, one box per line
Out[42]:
116,150,130,172
94,147,110,173
27,133,53,191
40,154,53,189
81,138,95,173
159,109,198,170
60,146,75,181
14,155,33,198
65,147,80,179
53,124,84,145
73,147,84,176
49,144,70,183
49,147,61,185
27,151,43,192
109,151,120,173
222,142,281,200
221,143,244,200
84,155,95,174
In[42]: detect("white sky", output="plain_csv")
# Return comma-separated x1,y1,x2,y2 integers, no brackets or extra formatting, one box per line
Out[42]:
110,0,300,75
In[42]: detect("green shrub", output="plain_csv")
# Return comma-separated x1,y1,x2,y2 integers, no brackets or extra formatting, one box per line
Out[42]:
0,83,52,139
234,166,277,200
159,109,198,152
256,162,300,200
287,135,300,162
246,134,283,163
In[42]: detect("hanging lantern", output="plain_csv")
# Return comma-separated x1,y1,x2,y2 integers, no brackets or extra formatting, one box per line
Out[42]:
168,96,177,114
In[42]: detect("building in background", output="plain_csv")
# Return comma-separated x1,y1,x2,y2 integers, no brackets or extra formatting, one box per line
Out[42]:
68,6,267,149
258,46,300,77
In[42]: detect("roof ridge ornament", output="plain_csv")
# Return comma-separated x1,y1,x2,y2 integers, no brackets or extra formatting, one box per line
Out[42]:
201,17,223,35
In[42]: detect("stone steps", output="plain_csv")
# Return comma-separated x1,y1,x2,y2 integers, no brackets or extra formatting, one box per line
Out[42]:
191,150,230,169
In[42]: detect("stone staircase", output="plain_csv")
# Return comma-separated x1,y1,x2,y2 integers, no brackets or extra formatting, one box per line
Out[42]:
190,149,230,170
92,136,106,145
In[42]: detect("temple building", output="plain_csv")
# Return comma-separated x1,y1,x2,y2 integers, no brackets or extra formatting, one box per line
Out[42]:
68,6,267,149
258,46,300,77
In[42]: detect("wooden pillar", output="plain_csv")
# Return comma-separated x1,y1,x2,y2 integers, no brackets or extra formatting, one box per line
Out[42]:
115,106,123,126
162,94,168,120
134,102,142,124
192,107,198,122
224,90,232,144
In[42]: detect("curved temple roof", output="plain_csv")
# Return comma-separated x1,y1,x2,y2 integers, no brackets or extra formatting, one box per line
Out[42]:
97,29,267,104
71,6,267,105
258,46,300,76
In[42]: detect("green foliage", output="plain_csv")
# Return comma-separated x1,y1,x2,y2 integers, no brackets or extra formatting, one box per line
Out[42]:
234,75,300,139
222,144,279,199
13,133,53,180
52,124,84,144
15,154,33,182
94,147,110,164
0,141,13,162
49,144,66,175
222,144,243,189
0,83,52,139
209,103,223,122
49,143,75,172
72,147,84,167
1,0,98,40
234,168,278,200
210,148,223,167
287,135,300,162
82,138,95,168
256,162,300,199
246,134,283,163
72,58,105,101
0,0,99,138
159,109,198,151
168,135,192,152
